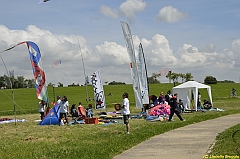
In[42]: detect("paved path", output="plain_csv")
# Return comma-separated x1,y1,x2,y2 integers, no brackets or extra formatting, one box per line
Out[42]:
113,113,240,159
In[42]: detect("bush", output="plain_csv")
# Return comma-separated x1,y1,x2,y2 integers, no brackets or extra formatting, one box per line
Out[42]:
204,76,218,84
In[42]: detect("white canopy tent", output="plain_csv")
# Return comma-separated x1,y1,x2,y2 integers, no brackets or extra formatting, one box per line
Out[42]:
172,81,213,111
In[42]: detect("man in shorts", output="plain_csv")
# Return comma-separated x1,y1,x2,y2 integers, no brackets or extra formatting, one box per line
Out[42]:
121,92,130,134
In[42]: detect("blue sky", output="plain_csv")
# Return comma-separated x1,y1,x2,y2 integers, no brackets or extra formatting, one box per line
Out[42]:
0,0,240,86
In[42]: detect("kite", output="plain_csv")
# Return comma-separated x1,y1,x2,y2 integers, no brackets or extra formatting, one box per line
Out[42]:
158,68,171,77
51,60,61,67
91,70,106,110
0,41,49,103
38,0,50,4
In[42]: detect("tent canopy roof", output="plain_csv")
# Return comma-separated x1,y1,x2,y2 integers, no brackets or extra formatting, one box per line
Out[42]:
173,81,210,89
172,81,212,111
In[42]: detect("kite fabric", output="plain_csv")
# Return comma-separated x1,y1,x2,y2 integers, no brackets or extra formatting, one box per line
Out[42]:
52,60,61,67
138,43,149,105
38,0,50,4
91,70,106,110
26,41,48,102
121,21,142,109
0,41,48,103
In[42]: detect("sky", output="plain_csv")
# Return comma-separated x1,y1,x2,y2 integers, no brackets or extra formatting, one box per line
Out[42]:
0,0,240,86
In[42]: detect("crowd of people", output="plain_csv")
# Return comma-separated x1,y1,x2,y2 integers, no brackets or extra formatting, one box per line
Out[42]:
37,93,131,134
37,89,219,134
38,95,95,125
147,90,217,121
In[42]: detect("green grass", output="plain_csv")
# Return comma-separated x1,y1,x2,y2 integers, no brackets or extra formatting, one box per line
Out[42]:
210,124,240,156
0,83,239,158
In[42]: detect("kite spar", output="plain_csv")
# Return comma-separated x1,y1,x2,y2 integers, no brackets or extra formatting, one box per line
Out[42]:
38,1,90,105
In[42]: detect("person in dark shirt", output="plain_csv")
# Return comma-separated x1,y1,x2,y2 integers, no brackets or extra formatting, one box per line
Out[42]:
165,90,171,104
157,92,164,104
178,99,184,113
203,99,212,109
168,93,184,122
149,95,158,106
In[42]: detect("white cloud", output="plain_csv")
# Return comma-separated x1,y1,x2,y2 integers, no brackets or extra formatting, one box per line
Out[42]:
176,42,240,72
229,39,240,54
1,24,239,85
156,6,189,23
177,44,207,67
137,34,177,66
100,0,146,21
0,25,93,86
96,41,129,65
100,5,119,19
119,0,147,21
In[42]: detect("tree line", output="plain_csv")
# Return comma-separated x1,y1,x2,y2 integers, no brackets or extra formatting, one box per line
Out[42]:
0,75,35,89
150,72,194,84
0,72,234,89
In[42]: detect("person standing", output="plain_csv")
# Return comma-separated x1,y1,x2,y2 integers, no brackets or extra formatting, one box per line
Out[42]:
165,90,172,105
197,92,201,108
231,88,236,97
121,92,130,134
56,95,61,105
58,95,69,125
168,93,184,122
38,100,46,120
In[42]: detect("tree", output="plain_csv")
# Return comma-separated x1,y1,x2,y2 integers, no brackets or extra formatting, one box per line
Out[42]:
24,79,35,88
147,74,160,84
17,76,25,88
171,72,179,83
58,82,63,87
204,76,217,84
48,82,53,87
108,81,126,85
0,76,5,87
165,70,172,83
179,73,186,83
185,73,193,81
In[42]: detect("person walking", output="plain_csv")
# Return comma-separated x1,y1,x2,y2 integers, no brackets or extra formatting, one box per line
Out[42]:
121,92,130,134
168,93,184,122
58,95,69,125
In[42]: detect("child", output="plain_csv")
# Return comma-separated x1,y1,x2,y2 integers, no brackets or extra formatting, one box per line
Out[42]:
86,104,94,118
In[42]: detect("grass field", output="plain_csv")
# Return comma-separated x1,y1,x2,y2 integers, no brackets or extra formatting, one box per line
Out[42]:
0,83,239,158
1,83,239,115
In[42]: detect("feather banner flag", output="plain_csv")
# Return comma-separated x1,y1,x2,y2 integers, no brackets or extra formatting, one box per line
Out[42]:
26,41,48,102
0,41,48,102
121,21,143,109
91,70,106,110
138,43,149,105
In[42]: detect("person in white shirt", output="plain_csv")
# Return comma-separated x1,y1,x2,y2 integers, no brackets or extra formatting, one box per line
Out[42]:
121,92,130,134
38,100,46,120
58,95,69,125
56,95,61,105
